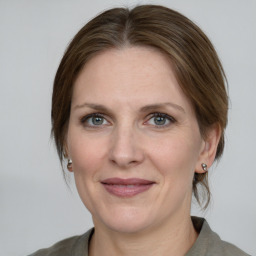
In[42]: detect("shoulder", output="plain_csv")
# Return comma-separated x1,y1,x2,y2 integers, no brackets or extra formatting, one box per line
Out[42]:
28,229,93,256
28,236,80,256
210,239,251,256
188,217,250,256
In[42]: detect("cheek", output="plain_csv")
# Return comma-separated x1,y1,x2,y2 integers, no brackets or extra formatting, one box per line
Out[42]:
67,131,109,178
67,131,110,214
148,133,201,182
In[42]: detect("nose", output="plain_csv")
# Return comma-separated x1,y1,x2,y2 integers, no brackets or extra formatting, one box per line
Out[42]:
109,125,145,168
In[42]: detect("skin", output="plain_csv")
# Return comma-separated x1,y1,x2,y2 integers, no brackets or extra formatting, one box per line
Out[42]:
66,47,220,256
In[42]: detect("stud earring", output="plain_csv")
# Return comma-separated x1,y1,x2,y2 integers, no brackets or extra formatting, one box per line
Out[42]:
201,163,208,172
67,159,73,172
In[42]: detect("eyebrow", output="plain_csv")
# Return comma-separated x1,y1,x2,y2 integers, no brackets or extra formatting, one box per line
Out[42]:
74,103,109,112
73,102,185,113
140,103,185,113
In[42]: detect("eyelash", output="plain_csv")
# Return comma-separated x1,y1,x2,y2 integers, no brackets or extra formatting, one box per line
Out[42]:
80,113,108,127
80,112,176,128
146,112,176,128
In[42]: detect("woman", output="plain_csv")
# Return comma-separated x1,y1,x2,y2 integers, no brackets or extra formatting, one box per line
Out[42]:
30,5,249,256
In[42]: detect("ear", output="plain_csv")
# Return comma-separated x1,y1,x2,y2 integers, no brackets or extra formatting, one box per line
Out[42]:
63,142,69,159
63,132,71,159
195,124,221,173
63,142,73,172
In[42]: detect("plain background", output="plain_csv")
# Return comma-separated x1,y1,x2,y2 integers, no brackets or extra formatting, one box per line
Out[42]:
0,0,255,255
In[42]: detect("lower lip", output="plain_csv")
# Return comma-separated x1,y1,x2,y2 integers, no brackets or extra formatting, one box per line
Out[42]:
102,183,154,197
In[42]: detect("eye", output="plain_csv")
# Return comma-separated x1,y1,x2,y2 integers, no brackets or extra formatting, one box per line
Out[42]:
146,113,175,127
80,113,109,127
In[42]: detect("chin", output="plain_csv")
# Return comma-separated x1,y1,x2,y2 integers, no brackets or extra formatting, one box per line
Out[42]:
93,206,156,234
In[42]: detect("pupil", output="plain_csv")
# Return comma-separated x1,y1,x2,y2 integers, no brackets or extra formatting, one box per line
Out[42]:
92,116,103,125
154,116,166,125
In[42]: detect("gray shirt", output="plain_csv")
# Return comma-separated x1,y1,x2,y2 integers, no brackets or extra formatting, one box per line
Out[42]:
29,217,250,256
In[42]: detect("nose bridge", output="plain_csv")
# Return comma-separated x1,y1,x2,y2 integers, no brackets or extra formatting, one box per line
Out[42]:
109,122,143,167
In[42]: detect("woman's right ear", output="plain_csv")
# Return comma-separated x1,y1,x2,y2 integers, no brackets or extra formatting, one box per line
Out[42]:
63,143,73,172
63,143,69,159
67,159,73,172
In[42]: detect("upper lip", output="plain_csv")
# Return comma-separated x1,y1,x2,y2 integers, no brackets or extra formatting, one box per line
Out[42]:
101,178,155,185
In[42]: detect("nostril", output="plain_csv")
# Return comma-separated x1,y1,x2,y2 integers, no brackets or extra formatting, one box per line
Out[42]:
110,158,139,167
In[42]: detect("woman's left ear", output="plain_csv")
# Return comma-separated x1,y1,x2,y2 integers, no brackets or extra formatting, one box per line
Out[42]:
196,124,221,173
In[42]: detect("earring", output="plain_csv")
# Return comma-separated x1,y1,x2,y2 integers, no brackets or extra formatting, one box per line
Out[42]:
201,163,208,172
67,159,73,172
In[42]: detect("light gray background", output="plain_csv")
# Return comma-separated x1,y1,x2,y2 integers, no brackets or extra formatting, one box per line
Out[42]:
1,0,255,255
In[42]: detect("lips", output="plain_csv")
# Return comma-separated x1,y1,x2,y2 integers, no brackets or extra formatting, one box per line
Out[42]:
101,178,155,197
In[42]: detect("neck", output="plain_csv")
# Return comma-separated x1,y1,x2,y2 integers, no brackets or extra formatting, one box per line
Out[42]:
89,214,198,256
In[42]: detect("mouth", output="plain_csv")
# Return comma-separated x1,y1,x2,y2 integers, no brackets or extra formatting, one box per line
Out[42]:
101,178,155,197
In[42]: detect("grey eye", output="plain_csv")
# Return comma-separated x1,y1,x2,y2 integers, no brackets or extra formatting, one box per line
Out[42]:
154,116,166,125
91,116,104,125
154,116,167,125
146,113,175,128
81,114,109,127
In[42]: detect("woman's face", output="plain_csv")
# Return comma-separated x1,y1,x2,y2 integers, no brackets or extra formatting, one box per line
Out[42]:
67,47,207,233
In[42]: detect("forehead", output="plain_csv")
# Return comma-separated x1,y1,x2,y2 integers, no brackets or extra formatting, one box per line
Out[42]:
72,46,191,111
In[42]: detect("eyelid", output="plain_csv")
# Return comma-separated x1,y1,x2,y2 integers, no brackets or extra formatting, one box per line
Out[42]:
146,112,175,120
145,112,176,127
80,113,110,126
79,112,176,128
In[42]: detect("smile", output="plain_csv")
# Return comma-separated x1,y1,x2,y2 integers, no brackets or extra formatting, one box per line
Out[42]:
101,178,155,197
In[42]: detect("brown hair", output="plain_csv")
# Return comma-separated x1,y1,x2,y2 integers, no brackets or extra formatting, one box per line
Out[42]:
51,5,228,208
